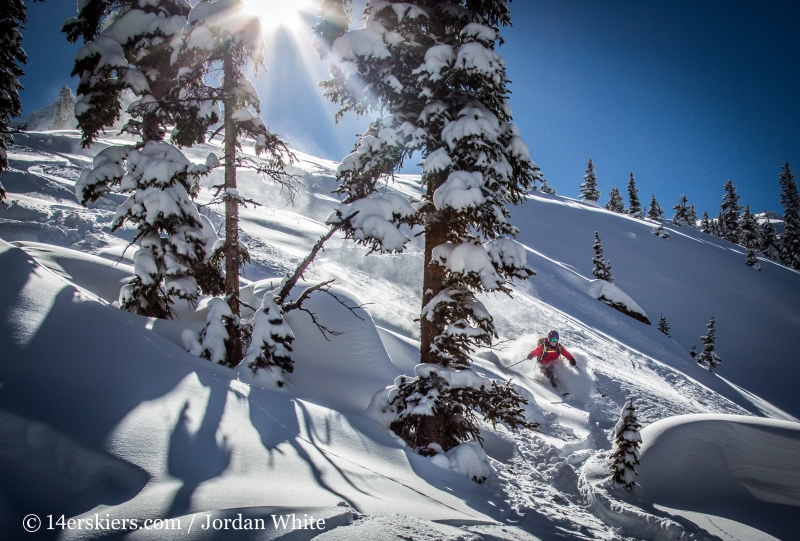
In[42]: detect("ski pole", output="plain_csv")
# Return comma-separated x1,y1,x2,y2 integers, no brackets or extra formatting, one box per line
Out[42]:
507,358,528,369
575,366,606,397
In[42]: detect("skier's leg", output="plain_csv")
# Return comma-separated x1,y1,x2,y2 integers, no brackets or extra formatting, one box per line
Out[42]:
542,364,558,389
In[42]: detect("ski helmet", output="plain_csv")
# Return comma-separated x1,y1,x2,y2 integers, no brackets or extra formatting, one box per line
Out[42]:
547,330,559,342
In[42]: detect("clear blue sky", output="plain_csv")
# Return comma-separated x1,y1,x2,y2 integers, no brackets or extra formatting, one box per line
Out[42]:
19,0,800,218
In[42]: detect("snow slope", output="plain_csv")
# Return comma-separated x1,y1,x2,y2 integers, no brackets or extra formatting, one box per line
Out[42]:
1,127,799,540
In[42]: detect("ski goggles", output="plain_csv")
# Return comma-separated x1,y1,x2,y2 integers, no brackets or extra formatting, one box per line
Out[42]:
549,337,559,343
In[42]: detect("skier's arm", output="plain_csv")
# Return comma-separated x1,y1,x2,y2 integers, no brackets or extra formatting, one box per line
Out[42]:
560,347,576,365
526,345,544,360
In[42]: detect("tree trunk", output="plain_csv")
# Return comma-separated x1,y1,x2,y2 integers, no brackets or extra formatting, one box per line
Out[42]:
419,180,448,366
222,54,242,366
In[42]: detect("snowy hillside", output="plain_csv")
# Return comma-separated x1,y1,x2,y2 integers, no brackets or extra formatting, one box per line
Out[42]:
1,127,799,541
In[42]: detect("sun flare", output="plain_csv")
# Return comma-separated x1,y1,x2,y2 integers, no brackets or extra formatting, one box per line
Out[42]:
242,0,313,31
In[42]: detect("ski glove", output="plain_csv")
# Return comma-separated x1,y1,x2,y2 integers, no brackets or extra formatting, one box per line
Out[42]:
569,359,576,366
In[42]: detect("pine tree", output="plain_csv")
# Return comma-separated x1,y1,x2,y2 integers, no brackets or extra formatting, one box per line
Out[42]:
647,194,663,221
696,314,722,373
311,0,351,59
652,222,669,239
580,157,600,201
592,232,613,282
626,173,643,218
609,397,642,491
605,186,624,213
740,204,761,270
778,162,800,269
1,0,44,204
672,195,690,226
539,176,555,194
689,345,697,359
68,0,224,317
52,85,77,129
720,180,742,243
700,211,713,234
173,0,297,367
687,204,698,229
321,0,537,456
759,214,781,262
242,291,294,386
657,314,670,337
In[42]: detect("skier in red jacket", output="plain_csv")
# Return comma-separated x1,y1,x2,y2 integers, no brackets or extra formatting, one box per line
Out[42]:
526,330,576,389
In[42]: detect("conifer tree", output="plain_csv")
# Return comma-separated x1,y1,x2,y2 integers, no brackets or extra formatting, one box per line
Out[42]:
716,210,726,238
652,222,669,239
626,173,643,218
580,157,600,201
605,187,624,213
539,177,556,195
321,0,537,455
720,180,742,243
700,211,713,234
311,0,351,59
52,85,77,130
696,314,722,373
672,195,690,226
174,0,296,367
1,0,45,204
657,314,670,337
592,232,613,282
539,177,555,194
759,214,781,262
689,345,697,359
647,194,663,221
740,204,761,270
67,0,224,317
778,162,800,269
609,397,642,491
687,204,698,229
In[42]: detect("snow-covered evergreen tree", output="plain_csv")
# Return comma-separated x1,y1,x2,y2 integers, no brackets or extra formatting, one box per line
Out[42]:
539,176,555,194
672,195,690,226
592,232,613,282
580,157,600,201
778,162,800,269
626,173,643,218
311,0,351,59
647,194,663,221
605,186,624,213
321,0,537,456
687,204,698,229
759,214,781,262
1,0,42,203
689,345,697,359
657,314,670,337
68,0,224,317
740,204,761,270
700,211,713,234
609,397,642,491
652,222,669,239
696,314,722,373
52,85,77,129
243,291,294,386
720,180,742,243
172,0,296,367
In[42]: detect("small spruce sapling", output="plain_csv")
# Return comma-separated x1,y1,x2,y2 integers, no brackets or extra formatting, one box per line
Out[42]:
539,176,556,195
592,232,613,283
700,211,713,234
696,314,722,373
626,173,643,218
690,345,697,359
609,397,642,491
760,214,781,262
658,314,671,337
580,158,600,201
605,186,624,213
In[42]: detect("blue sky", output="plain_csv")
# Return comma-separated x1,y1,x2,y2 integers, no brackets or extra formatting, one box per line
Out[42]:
19,0,800,218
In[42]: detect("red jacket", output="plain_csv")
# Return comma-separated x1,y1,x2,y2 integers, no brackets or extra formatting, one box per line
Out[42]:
527,343,575,365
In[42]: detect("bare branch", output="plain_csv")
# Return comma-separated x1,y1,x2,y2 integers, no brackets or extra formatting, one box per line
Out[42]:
277,223,343,304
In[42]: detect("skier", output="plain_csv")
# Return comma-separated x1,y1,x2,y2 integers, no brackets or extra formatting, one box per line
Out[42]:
526,330,576,389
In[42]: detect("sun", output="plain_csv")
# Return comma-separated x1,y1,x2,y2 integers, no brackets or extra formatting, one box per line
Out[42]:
242,0,314,31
